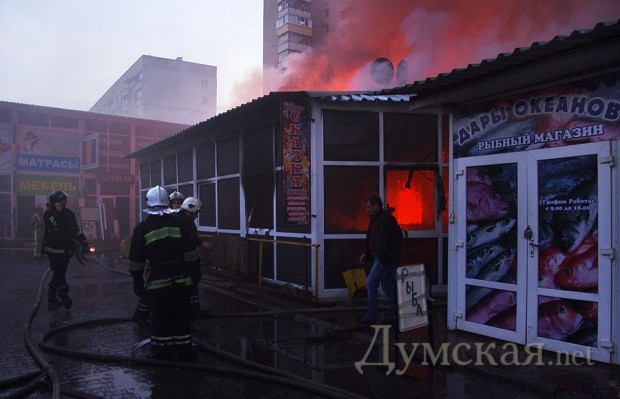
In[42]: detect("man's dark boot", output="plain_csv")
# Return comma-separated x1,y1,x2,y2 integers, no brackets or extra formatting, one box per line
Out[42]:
48,285,62,309
57,289,72,310
132,307,150,327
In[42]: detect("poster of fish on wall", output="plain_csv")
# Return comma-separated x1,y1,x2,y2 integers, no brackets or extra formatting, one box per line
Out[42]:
463,155,599,347
536,154,598,346
465,164,518,329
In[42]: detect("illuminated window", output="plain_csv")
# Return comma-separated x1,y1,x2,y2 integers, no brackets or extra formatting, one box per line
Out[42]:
385,168,436,231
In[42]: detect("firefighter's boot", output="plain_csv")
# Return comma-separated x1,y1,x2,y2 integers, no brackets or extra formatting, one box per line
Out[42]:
47,285,62,310
57,288,72,310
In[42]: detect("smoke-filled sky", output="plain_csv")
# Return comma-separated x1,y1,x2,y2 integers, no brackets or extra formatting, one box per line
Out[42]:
1,1,619,117
269,0,620,93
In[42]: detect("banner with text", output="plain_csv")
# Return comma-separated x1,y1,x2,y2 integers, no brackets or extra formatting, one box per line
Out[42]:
15,174,79,196
453,72,620,158
282,101,311,225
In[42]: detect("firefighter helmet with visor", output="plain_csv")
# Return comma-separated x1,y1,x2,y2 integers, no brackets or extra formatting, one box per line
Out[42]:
145,186,169,207
49,190,69,205
169,191,185,202
181,197,204,214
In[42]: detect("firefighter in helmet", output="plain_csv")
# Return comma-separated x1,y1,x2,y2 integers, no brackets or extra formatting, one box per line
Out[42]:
169,191,185,210
178,197,213,317
42,190,89,309
128,186,198,360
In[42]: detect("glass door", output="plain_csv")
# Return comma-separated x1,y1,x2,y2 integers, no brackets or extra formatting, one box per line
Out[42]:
526,142,612,363
455,142,612,363
455,152,528,344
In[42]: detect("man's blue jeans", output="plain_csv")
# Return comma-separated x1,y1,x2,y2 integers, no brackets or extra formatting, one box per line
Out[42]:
363,257,398,322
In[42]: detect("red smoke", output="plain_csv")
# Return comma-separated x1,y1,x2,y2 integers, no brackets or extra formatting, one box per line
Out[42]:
268,0,620,93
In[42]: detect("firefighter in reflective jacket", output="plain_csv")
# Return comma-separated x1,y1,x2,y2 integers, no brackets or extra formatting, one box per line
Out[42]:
42,190,88,309
178,197,213,317
128,186,199,361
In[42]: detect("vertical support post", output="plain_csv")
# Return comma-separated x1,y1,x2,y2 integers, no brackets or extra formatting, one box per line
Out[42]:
314,245,319,301
258,241,264,287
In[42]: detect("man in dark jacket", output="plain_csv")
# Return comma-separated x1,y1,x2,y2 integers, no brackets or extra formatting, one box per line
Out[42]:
128,185,199,361
42,190,88,309
358,195,402,324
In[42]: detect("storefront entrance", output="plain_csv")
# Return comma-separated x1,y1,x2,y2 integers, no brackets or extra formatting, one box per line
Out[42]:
454,142,612,362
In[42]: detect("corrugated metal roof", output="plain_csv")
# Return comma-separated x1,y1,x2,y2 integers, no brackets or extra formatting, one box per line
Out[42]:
381,19,620,99
324,93,413,102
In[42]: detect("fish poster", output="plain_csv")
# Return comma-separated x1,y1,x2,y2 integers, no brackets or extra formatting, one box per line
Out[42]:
453,72,620,158
536,155,599,346
465,155,599,347
465,164,518,321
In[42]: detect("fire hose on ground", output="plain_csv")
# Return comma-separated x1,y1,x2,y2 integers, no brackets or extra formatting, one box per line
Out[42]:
1,253,371,399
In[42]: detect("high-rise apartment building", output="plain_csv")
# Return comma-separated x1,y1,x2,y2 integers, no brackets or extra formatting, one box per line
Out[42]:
264,0,312,73
91,55,217,126
263,0,359,90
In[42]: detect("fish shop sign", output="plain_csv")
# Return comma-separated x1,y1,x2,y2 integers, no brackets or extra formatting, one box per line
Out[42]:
453,71,620,158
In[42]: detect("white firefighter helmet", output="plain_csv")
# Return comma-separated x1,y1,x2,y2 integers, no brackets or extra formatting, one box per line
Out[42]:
169,191,185,202
145,185,169,208
181,197,204,213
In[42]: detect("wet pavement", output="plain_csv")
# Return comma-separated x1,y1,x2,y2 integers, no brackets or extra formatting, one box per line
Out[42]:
1,246,620,398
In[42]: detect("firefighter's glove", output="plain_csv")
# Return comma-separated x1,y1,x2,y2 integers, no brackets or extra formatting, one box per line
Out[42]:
130,271,144,296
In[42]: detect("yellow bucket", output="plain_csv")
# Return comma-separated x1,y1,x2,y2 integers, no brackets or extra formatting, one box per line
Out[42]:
342,268,367,300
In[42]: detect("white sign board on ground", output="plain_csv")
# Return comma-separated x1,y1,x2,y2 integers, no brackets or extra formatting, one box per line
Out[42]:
396,264,428,332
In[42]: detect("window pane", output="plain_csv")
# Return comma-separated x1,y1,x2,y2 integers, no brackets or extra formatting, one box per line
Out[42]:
323,110,378,161
324,166,378,233
246,171,274,229
401,237,439,285
178,184,193,199
217,177,239,229
277,237,312,286
385,168,436,231
139,163,150,189
324,239,366,289
197,142,215,179
384,113,438,162
150,160,161,186
244,128,274,228
198,183,216,227
217,136,239,176
177,149,193,183
163,155,177,185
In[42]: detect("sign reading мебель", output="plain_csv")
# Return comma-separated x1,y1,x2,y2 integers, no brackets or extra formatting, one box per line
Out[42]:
15,174,79,196
282,101,311,226
396,264,429,332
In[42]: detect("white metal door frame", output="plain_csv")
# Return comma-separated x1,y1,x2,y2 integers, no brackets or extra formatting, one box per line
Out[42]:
526,142,612,363
455,152,528,344
454,142,612,362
